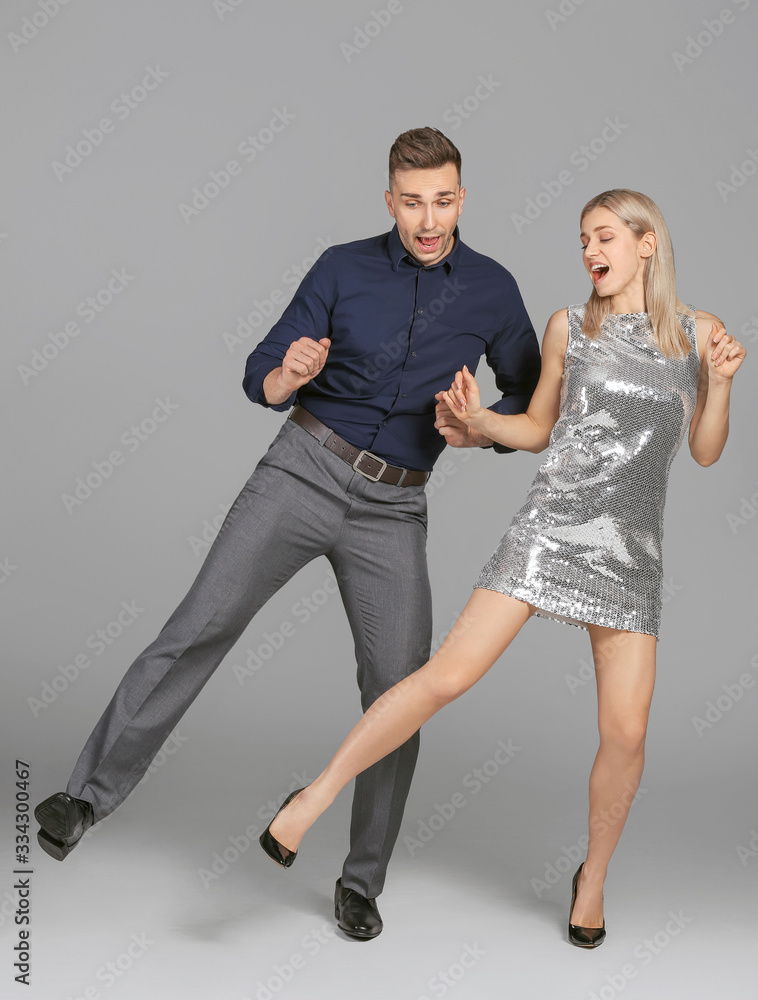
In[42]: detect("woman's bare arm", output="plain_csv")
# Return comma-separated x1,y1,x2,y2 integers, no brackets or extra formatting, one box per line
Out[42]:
440,308,568,453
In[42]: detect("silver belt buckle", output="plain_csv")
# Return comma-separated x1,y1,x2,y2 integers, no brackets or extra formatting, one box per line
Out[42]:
352,449,388,482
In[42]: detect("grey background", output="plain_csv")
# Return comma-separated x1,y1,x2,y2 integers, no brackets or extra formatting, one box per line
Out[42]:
1,1,756,998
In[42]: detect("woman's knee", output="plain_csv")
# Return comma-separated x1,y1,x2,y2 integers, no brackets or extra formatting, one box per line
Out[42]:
420,662,473,707
600,717,648,758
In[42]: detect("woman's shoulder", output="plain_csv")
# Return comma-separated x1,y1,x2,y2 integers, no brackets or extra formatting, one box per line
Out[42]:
694,308,726,328
548,306,571,324
548,304,587,328
541,308,571,356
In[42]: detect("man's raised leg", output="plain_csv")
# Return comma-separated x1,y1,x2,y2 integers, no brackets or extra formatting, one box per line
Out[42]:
36,422,345,856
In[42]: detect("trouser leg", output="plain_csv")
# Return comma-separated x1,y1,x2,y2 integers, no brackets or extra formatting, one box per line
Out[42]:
331,479,432,899
66,422,343,821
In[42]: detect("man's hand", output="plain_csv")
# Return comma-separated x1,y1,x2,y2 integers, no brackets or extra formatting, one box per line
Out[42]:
263,337,331,405
434,393,493,448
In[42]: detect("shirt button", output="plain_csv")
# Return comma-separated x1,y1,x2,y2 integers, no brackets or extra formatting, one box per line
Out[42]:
401,393,407,398
411,352,417,357
417,308,423,314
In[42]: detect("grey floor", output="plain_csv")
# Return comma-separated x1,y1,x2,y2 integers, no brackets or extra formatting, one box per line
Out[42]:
9,734,756,1000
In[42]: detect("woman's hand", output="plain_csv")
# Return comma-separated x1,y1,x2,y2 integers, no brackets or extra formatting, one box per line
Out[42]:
707,323,745,381
440,366,483,425
689,316,746,466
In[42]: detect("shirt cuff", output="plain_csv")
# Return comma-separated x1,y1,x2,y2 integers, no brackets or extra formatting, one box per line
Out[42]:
479,397,532,455
242,357,297,412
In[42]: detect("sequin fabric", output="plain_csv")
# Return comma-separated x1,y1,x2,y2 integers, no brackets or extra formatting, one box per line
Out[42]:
475,303,701,637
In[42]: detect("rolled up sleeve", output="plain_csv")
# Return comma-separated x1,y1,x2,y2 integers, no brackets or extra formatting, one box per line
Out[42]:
242,253,336,410
484,273,541,454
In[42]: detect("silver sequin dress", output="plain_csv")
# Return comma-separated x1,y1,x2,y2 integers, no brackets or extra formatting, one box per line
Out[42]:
475,303,701,637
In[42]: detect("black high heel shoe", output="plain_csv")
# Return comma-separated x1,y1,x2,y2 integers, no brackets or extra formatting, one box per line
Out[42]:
568,862,606,948
259,787,305,868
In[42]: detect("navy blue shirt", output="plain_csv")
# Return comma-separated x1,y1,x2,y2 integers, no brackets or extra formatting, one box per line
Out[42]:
243,225,540,471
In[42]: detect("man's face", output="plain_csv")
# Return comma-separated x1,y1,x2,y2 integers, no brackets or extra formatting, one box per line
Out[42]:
385,164,465,266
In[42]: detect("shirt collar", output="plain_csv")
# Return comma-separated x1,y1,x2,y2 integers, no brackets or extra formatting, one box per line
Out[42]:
388,224,461,274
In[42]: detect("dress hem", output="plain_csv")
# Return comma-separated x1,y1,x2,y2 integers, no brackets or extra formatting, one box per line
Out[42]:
472,584,660,641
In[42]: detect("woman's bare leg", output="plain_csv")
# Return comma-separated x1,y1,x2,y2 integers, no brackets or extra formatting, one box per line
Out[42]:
570,625,657,927
269,588,533,851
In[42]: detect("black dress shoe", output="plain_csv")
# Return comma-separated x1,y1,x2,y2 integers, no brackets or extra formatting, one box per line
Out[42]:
34,793,94,861
334,878,383,939
259,788,305,868
568,862,606,948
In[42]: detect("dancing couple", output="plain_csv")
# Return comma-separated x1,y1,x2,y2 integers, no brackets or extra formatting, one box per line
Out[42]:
34,127,743,948
258,191,744,947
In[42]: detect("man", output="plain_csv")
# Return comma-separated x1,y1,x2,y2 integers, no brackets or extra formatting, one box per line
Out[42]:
34,127,540,939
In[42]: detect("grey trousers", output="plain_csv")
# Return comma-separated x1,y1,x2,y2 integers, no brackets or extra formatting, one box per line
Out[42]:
66,418,432,898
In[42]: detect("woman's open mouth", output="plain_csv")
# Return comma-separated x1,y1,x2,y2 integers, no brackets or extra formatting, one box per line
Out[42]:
590,262,609,283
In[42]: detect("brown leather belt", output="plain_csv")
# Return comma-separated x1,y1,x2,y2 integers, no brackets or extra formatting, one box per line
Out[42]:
288,405,428,487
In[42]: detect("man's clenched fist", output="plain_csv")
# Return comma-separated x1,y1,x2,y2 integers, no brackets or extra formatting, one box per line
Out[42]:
263,337,331,404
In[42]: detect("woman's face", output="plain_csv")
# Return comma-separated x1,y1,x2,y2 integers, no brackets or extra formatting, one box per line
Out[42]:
579,206,653,302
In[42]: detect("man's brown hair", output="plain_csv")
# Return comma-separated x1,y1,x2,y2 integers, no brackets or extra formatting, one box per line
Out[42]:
388,127,461,189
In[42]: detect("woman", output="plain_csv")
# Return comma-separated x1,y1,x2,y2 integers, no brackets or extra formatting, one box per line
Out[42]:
258,189,745,947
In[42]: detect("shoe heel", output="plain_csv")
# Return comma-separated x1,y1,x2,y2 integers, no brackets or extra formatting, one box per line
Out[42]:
37,829,69,861
568,863,606,948
258,787,305,869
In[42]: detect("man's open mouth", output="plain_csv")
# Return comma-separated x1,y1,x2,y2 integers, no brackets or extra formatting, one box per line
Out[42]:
416,235,441,252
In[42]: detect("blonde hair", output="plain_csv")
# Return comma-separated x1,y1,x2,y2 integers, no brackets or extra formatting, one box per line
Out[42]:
580,189,692,357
